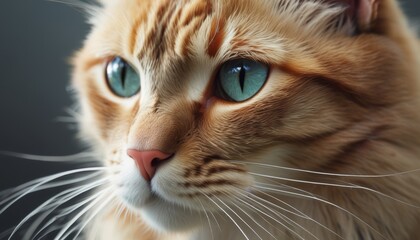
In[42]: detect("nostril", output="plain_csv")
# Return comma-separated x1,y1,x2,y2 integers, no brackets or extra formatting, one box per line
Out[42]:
127,149,174,181
151,158,160,167
151,154,174,167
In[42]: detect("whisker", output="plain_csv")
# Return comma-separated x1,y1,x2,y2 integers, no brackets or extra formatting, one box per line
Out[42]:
251,186,343,239
252,172,420,208
255,180,318,197
201,192,250,240
54,188,112,240
55,116,78,123
234,193,306,240
46,0,98,16
255,185,389,240
233,161,420,178
240,188,308,219
36,225,63,240
1,172,101,205
27,189,106,240
0,167,109,215
8,178,108,240
72,193,115,240
0,151,95,163
206,205,222,232
197,198,214,240
25,179,109,240
229,194,279,240
215,195,263,240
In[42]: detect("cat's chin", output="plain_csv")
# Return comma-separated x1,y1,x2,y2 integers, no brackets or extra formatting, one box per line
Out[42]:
120,193,201,232
140,196,201,232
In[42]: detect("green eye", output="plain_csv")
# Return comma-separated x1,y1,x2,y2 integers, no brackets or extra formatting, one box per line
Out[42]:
216,59,269,102
106,57,140,98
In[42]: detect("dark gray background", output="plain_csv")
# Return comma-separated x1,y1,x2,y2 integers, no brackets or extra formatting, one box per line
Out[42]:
0,0,419,236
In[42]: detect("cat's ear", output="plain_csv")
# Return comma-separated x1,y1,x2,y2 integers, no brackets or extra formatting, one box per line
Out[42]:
327,0,379,32
355,0,379,31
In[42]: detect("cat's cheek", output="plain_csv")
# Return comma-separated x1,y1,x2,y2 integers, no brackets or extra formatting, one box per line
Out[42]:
115,160,153,209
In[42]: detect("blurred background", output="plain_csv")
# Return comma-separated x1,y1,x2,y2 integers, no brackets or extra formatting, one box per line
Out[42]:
0,0,419,237
0,0,89,236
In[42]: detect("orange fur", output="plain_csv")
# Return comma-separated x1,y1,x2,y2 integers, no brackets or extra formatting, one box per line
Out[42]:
72,0,420,239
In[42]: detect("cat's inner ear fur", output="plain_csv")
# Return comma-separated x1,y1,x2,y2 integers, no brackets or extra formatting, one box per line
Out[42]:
327,0,379,32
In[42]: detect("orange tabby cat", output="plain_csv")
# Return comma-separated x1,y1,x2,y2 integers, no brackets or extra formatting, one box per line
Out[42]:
69,0,420,239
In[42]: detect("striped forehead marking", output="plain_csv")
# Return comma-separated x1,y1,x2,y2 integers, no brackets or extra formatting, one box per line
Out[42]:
131,0,214,60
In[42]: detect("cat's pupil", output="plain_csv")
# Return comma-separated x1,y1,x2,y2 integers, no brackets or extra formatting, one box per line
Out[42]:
239,63,246,92
120,63,127,87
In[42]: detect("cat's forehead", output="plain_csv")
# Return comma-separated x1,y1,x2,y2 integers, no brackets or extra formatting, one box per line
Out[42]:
89,0,345,64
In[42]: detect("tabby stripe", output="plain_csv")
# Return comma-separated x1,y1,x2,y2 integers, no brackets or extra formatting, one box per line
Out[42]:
182,179,236,188
179,0,212,28
178,0,213,56
178,190,225,198
318,125,391,173
279,63,372,107
129,11,147,55
139,0,174,58
207,18,225,57
166,3,184,53
179,15,208,56
205,166,246,177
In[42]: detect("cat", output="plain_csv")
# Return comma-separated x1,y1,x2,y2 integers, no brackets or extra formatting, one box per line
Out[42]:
3,0,420,239
72,0,420,239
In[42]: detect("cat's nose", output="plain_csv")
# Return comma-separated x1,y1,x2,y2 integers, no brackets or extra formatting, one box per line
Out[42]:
127,149,173,181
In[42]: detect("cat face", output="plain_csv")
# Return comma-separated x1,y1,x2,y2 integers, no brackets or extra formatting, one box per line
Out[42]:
72,0,415,234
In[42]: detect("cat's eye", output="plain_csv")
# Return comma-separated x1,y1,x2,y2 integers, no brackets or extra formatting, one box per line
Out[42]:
106,57,140,98
216,59,269,102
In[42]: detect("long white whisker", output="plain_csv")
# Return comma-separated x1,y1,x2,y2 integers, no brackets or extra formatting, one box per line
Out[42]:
72,193,115,240
255,180,317,197
1,172,101,205
239,189,308,219
29,190,105,240
202,193,250,240
251,187,343,239
47,0,98,16
235,194,306,240
252,172,420,208
26,179,109,240
9,178,107,240
255,185,389,240
1,169,109,198
197,198,214,240
0,151,95,163
0,167,109,214
233,161,420,178
54,188,111,240
229,194,279,240
215,195,263,240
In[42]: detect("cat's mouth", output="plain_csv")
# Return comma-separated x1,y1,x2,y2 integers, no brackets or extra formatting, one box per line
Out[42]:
115,161,203,231
115,158,189,210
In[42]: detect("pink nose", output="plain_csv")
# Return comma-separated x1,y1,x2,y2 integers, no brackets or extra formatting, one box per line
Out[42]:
127,149,173,181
